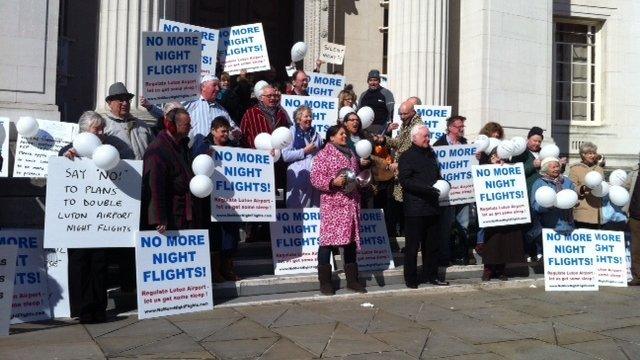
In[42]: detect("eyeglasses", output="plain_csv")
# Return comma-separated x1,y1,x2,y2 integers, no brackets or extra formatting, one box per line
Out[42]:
262,94,278,99
111,98,131,103
451,124,465,129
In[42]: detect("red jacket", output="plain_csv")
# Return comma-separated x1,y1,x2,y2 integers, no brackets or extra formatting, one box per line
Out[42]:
240,105,290,148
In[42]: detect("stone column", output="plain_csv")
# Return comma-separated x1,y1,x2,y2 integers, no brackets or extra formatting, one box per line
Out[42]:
303,0,330,72
387,0,449,105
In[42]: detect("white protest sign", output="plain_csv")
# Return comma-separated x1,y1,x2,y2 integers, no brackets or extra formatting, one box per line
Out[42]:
159,19,218,75
14,119,77,178
543,229,598,291
280,95,338,138
218,23,270,75
44,157,142,248
415,106,450,145
135,230,213,320
0,229,51,323
433,144,478,206
141,32,201,105
0,245,17,336
211,147,276,222
319,42,346,65
269,209,394,275
472,163,530,227
0,118,9,177
44,248,70,318
307,73,346,98
593,230,628,287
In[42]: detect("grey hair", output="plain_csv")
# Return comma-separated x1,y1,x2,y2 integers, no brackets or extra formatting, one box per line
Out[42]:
78,111,106,133
540,158,560,174
579,142,597,155
293,105,312,123
163,101,184,114
410,124,428,141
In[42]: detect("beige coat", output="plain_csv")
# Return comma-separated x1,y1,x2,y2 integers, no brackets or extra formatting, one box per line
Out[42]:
568,162,603,225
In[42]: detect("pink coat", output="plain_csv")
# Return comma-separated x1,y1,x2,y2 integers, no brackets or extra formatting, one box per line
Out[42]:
310,143,361,249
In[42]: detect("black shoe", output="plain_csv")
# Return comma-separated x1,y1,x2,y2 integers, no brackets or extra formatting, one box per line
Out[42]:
429,279,450,286
405,281,419,289
79,313,94,324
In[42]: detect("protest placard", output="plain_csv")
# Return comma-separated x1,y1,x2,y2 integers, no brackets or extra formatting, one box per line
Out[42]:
159,19,219,75
44,157,142,248
433,144,478,206
0,229,52,323
543,229,598,291
0,245,17,335
218,23,270,75
44,247,70,318
307,73,346,98
14,119,77,178
211,147,276,222
0,118,9,177
415,106,450,145
472,163,530,227
280,95,338,138
593,230,628,287
141,31,201,105
319,42,346,65
135,230,213,320
270,209,394,275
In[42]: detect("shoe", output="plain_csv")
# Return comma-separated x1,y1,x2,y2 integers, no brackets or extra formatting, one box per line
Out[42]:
481,268,492,281
467,248,477,265
498,274,508,281
405,281,419,289
212,253,226,283
429,279,450,286
222,257,241,282
79,313,94,324
344,263,367,293
317,264,335,295
92,311,107,323
536,254,543,261
628,279,640,286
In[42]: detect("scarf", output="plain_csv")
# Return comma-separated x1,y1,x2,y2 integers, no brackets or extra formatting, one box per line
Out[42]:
541,174,566,192
333,143,352,159
258,102,278,129
292,124,316,150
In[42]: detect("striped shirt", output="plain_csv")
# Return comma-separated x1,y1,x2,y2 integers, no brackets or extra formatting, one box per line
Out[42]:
183,96,237,150
240,105,290,148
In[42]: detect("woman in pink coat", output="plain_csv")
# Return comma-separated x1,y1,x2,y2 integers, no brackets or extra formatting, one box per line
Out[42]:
311,124,368,295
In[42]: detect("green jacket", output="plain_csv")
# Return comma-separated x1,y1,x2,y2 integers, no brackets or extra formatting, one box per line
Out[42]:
512,150,540,195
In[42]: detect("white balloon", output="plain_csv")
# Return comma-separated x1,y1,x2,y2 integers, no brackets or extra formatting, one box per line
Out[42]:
272,148,281,162
189,175,213,198
539,144,560,160
92,144,120,170
433,179,451,200
192,154,215,177
555,189,578,209
609,185,630,207
339,106,356,121
474,136,489,153
254,132,273,150
534,186,557,208
609,169,628,186
271,127,293,150
497,140,515,160
357,107,375,129
484,137,501,155
591,181,609,197
584,171,603,189
291,42,308,62
73,132,102,158
511,136,527,156
16,116,39,137
355,140,372,158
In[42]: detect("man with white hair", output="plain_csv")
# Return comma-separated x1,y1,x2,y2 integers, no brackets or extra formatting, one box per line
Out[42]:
398,125,448,288
240,85,290,148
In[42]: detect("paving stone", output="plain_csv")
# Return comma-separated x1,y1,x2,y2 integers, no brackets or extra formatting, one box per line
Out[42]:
322,323,392,357
437,354,506,360
564,338,640,360
171,316,240,341
234,304,288,327
504,321,607,345
413,302,462,322
365,309,426,333
420,330,488,358
167,307,243,322
371,328,429,357
492,298,582,318
480,338,593,360
117,333,210,358
461,306,543,325
271,322,336,356
97,335,179,356
336,350,416,359
315,308,376,333
421,317,526,344
269,305,334,328
83,315,140,338
201,337,278,359
370,296,425,319
599,325,640,344
427,291,501,311
0,324,92,346
0,342,105,360
97,318,181,339
259,337,315,360
554,313,640,332
203,318,279,342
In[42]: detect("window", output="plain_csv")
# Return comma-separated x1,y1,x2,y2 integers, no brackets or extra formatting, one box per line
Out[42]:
553,21,599,124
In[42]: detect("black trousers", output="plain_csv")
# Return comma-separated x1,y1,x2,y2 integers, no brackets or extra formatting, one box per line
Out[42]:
68,249,108,318
318,242,357,266
404,215,439,283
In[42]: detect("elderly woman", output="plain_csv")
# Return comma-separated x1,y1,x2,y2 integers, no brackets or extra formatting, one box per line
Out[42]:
282,106,323,208
530,157,576,259
311,124,368,295
568,142,604,229
59,111,109,323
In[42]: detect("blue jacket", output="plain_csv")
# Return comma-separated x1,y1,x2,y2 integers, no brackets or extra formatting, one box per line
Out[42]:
530,176,575,237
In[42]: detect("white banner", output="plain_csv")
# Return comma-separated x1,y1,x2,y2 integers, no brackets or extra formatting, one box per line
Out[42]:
44,157,142,248
270,209,394,275
307,73,346,98
433,144,477,206
594,230,628,287
472,163,531,227
14,119,77,178
141,32,201,104
217,23,270,75
415,106,451,145
543,229,598,291
0,118,9,177
0,245,16,335
135,230,213,320
159,19,219,75
280,95,338,138
211,147,276,222
319,42,346,65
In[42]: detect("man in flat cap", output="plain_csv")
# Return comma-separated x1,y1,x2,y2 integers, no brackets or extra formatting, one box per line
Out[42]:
358,69,395,134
